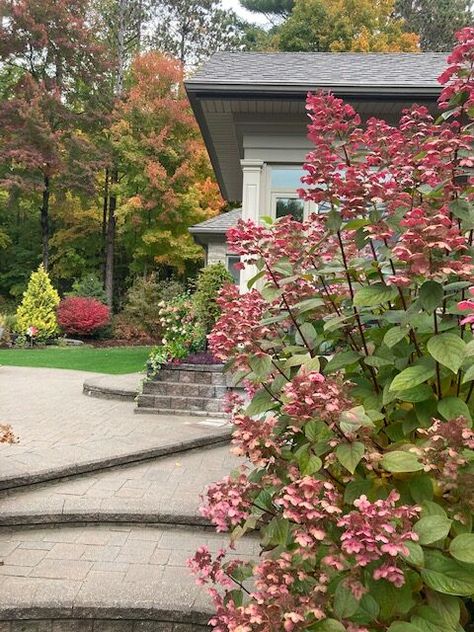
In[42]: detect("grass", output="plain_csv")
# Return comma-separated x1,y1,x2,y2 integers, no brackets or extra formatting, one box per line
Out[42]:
0,345,153,374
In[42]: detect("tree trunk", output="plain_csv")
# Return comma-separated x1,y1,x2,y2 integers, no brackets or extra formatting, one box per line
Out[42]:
40,175,50,269
103,0,129,308
101,169,109,284
105,169,118,308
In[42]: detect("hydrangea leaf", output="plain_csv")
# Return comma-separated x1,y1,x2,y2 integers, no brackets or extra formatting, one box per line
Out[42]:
437,396,471,421
427,334,466,374
335,442,364,474
422,550,474,596
389,363,436,392
449,534,474,564
353,283,398,307
381,451,423,473
414,515,452,545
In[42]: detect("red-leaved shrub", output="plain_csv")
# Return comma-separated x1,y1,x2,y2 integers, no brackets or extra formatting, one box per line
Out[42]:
57,297,110,336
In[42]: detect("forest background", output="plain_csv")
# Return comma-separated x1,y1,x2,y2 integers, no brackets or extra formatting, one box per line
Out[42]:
0,0,472,312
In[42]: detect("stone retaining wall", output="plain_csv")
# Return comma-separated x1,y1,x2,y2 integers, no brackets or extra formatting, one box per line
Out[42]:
137,363,235,417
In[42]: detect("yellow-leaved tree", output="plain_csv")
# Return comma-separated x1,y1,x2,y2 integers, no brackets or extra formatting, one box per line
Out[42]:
16,265,60,340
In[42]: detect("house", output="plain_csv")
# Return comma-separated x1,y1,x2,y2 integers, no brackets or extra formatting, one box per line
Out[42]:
185,51,447,287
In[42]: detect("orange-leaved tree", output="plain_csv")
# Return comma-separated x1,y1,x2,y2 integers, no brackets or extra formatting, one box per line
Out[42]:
112,52,223,275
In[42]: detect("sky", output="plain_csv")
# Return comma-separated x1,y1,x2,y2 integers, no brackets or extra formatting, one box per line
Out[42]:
220,0,270,25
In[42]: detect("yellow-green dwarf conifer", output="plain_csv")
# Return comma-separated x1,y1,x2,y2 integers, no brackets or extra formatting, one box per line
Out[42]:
16,265,60,340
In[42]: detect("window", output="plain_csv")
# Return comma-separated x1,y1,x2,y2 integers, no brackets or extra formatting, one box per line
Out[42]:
226,255,241,285
271,167,306,190
275,197,305,222
269,165,315,221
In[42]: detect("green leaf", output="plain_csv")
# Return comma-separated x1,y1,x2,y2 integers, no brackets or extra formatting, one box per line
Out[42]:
296,322,317,348
344,479,374,505
426,591,461,628
383,326,408,348
334,583,359,619
294,297,325,313
449,534,474,564
396,384,433,403
305,421,333,443
381,451,423,473
324,314,353,332
402,541,425,567
419,281,444,313
437,397,472,422
389,363,436,392
262,517,289,547
311,619,346,632
415,516,452,545
461,363,474,383
387,623,420,632
324,350,360,373
427,334,466,374
301,453,323,475
422,550,474,596
336,442,364,474
351,593,380,625
410,615,446,632
364,355,394,368
353,283,397,307
246,388,275,416
249,354,273,378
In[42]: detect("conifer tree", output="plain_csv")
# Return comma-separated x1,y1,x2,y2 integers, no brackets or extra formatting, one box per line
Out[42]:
16,265,60,339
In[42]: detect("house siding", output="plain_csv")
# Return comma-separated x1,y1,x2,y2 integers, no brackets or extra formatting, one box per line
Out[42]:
207,240,229,266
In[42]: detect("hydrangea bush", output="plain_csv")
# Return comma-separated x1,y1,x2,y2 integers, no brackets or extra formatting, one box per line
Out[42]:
189,29,474,632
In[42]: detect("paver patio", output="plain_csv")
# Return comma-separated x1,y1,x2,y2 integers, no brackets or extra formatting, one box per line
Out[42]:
0,367,231,488
0,366,242,628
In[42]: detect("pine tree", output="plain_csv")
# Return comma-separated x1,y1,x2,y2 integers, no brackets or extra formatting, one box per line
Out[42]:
16,265,60,339
395,0,473,51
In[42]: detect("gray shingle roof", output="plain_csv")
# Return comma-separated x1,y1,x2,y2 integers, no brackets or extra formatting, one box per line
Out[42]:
189,208,242,235
186,51,447,89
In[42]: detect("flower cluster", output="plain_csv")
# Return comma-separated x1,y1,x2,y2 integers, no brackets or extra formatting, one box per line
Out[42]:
389,206,473,285
200,471,257,532
282,371,351,426
458,287,474,325
418,417,474,509
208,285,276,370
231,413,282,467
275,477,342,549
338,492,420,586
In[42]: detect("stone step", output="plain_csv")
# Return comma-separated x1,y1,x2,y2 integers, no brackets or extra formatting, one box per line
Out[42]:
83,373,142,402
0,445,240,528
135,408,228,419
137,394,226,414
152,366,228,387
0,523,258,629
0,426,231,492
142,381,228,399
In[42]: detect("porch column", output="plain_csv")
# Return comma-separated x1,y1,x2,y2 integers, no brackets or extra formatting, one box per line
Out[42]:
240,159,264,291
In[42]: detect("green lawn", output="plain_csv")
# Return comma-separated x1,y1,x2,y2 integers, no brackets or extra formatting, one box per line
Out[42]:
0,346,152,374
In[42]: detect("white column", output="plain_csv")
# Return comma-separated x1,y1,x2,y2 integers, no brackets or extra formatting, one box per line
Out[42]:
240,159,264,291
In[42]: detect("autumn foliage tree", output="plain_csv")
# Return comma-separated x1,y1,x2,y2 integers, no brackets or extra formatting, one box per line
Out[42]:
189,29,474,631
0,0,108,270
278,0,419,52
112,52,223,275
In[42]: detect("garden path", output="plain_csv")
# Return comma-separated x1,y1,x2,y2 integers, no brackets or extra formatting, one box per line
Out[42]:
0,366,231,488
0,367,239,630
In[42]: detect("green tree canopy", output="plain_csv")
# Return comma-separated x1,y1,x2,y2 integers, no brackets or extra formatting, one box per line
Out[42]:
395,0,473,51
278,0,419,52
